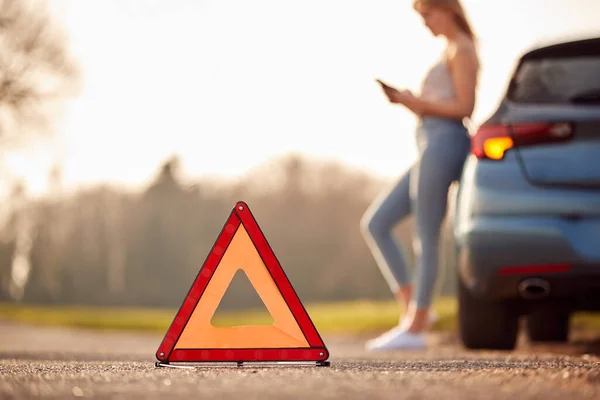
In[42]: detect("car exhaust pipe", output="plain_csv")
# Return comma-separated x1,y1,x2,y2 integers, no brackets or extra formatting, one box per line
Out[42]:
518,278,551,299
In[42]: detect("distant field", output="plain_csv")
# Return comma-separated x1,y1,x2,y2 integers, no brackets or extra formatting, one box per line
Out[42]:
1,298,600,335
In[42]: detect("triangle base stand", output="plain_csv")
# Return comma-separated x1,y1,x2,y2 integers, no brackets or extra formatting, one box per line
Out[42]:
155,361,331,368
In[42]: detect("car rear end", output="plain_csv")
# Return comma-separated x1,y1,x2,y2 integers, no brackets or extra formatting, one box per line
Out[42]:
452,37,600,350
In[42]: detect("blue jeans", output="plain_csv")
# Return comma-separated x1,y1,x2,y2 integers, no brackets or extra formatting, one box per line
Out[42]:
361,116,471,308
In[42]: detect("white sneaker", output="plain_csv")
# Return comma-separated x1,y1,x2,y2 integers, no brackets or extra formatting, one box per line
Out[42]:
365,326,427,351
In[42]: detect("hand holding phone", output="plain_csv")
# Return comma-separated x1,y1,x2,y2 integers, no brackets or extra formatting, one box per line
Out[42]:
376,79,396,92
376,78,401,103
375,79,414,105
376,78,393,89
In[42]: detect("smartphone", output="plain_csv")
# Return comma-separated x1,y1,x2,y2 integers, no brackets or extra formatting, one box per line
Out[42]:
376,79,395,92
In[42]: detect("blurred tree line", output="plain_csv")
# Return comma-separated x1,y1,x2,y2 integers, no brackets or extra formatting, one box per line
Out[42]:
0,154,458,310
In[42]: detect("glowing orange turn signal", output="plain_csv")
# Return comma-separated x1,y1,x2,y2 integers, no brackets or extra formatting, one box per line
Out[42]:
483,137,514,160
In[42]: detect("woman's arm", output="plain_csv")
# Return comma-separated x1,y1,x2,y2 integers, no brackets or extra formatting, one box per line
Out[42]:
389,42,479,120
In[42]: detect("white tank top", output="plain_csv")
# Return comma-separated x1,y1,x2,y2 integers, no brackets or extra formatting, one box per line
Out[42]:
419,55,456,102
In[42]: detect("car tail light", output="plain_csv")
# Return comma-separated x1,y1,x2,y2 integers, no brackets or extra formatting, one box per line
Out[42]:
471,122,574,160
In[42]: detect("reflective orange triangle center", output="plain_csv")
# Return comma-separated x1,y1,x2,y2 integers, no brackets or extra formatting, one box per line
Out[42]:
175,224,309,349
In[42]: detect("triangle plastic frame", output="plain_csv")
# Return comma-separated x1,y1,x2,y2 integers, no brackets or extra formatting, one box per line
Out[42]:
155,201,330,366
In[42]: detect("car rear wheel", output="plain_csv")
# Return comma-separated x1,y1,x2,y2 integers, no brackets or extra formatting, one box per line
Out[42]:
526,310,570,343
458,276,519,350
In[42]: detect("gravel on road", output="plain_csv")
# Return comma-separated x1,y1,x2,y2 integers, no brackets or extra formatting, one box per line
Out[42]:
2,321,600,400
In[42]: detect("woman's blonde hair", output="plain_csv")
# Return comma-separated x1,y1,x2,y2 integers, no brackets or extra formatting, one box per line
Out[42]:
413,0,476,40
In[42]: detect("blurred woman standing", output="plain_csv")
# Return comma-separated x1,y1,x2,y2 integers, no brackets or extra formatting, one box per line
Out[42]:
362,0,479,351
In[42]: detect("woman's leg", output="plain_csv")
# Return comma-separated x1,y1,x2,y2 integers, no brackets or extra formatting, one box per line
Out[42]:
405,135,470,332
360,166,413,312
366,128,469,351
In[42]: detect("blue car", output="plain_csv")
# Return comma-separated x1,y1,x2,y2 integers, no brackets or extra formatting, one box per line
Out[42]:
449,35,600,350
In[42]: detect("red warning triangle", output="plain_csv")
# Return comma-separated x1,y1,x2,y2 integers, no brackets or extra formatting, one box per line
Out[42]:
155,201,329,365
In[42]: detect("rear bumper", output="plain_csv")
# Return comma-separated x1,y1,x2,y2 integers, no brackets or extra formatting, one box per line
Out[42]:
456,216,600,304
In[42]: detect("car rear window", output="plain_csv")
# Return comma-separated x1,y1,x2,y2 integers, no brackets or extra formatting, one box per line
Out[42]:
508,56,600,104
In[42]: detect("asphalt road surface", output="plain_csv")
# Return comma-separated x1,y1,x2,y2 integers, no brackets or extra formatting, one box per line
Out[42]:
2,321,600,400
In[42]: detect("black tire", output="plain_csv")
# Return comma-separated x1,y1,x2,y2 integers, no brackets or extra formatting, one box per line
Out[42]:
526,311,570,343
458,277,519,350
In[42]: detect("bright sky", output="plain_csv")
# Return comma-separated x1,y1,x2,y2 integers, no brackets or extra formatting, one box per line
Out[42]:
3,0,600,196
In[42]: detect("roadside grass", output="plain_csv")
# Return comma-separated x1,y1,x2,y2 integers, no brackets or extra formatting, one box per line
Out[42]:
1,298,599,335
0,298,454,335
